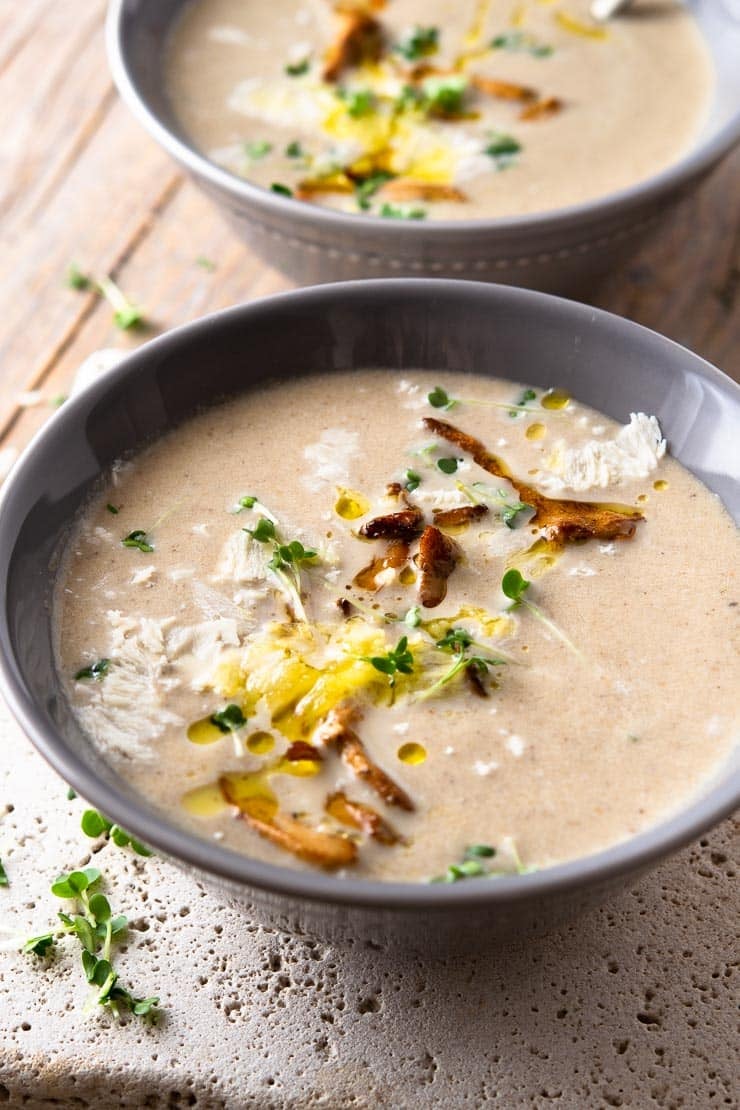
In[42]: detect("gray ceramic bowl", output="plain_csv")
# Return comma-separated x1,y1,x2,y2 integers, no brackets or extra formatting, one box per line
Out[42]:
106,0,740,292
0,280,737,949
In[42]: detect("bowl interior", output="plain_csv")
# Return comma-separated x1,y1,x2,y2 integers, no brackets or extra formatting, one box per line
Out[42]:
1,281,738,905
113,0,740,204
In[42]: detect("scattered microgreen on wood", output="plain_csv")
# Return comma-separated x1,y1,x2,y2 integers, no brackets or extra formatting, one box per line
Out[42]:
122,529,154,553
74,658,110,682
106,503,119,515
66,264,145,330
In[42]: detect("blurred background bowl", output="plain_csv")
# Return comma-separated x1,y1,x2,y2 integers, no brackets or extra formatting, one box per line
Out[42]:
106,0,740,293
0,279,737,949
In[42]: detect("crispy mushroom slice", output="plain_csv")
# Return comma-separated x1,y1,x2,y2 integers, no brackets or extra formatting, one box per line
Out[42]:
380,180,467,203
295,176,355,200
219,778,356,869
423,417,643,545
416,525,460,608
326,791,403,845
284,740,323,762
471,75,536,101
354,538,410,591
432,504,489,528
519,96,563,121
323,9,383,81
358,506,424,541
314,709,415,811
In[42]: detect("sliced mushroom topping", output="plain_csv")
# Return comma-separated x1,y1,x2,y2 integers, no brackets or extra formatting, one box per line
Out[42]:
358,506,424,541
314,709,415,811
323,9,383,82
284,740,323,762
295,175,354,199
432,504,489,528
471,75,536,101
326,791,403,845
354,538,410,591
422,417,643,545
219,777,356,869
380,180,467,203
416,525,460,608
519,96,563,121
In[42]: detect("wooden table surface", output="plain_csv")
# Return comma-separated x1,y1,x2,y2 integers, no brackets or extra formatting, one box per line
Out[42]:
1,0,738,464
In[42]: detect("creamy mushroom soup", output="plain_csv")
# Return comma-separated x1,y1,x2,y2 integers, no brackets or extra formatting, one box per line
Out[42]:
166,0,712,220
55,372,738,882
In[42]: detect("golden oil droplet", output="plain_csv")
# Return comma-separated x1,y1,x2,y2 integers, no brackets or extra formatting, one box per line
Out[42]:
398,741,427,765
187,716,226,745
399,566,417,585
525,422,546,441
275,756,322,778
181,782,228,818
637,494,648,504
653,479,669,491
541,388,571,411
219,771,278,819
246,730,275,755
334,488,370,521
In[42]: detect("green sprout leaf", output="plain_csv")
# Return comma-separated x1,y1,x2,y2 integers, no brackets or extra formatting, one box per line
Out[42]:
437,457,460,475
66,263,92,291
435,627,474,654
271,182,293,197
465,844,496,859
74,658,110,682
490,30,553,57
501,568,530,607
210,704,247,733
285,57,310,76
404,469,421,492
245,517,276,543
244,140,272,160
23,933,55,957
424,75,467,117
238,494,258,510
509,387,537,417
106,503,119,515
195,255,216,271
268,540,317,572
122,529,154,553
394,25,439,61
81,809,112,838
404,605,422,628
338,87,375,118
427,386,458,410
81,809,151,856
51,867,101,900
378,202,426,220
285,140,305,158
0,859,8,887
484,132,522,169
354,170,395,211
361,635,414,687
500,500,532,529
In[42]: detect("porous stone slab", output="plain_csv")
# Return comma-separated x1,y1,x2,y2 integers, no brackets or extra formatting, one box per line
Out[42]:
0,699,736,1109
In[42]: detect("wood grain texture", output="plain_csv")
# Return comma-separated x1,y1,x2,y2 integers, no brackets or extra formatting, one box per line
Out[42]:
0,0,737,466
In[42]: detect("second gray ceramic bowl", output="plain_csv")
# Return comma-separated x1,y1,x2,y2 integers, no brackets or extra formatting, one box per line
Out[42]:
0,281,738,950
106,0,740,292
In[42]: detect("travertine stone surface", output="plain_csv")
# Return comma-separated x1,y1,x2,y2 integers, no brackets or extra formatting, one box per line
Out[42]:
0,699,737,1109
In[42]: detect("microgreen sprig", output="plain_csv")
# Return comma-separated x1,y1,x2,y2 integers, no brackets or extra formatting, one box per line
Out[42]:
502,570,582,658
243,509,318,621
80,809,152,857
74,658,110,682
404,469,421,492
122,529,154,553
0,859,8,887
427,386,458,411
66,265,144,331
394,25,439,61
209,704,247,733
430,839,534,882
23,868,158,1019
361,635,415,688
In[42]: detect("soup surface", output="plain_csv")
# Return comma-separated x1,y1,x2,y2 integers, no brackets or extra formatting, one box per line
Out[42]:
55,371,738,882
166,0,712,220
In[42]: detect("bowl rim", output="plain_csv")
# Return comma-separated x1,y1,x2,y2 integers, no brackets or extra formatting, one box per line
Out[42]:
0,278,738,911
105,0,740,239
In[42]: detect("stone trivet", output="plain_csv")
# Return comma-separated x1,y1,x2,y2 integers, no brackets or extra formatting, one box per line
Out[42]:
0,698,736,1109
